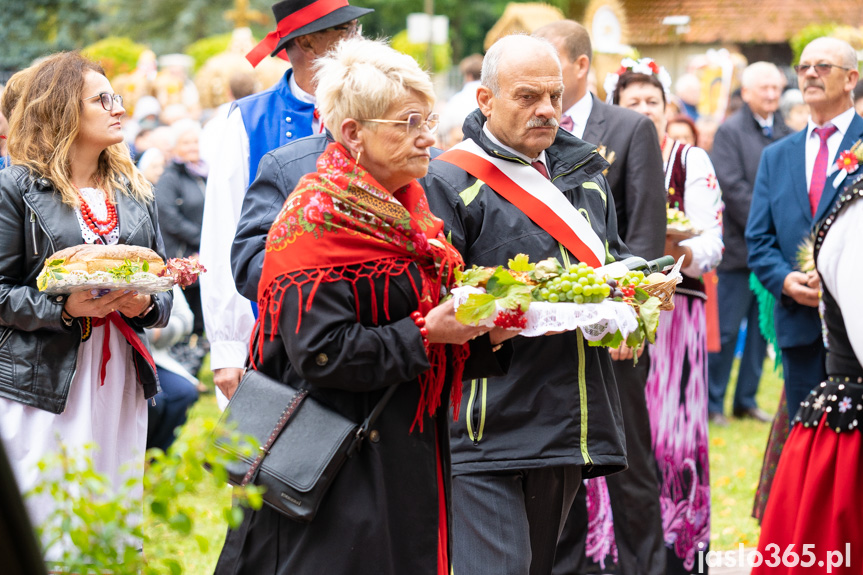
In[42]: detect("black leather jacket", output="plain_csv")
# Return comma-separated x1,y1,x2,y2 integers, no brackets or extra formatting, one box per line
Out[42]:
0,165,172,414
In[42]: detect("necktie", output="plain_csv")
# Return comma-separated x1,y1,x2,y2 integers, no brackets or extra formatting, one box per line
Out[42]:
809,124,838,216
531,160,549,179
560,114,575,133
761,124,773,139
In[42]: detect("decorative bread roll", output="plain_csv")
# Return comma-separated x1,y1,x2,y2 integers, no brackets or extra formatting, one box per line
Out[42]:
47,244,165,275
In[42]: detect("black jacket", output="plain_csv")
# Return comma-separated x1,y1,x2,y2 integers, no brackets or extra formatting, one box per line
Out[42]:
422,110,628,477
0,165,172,414
217,265,510,574
711,103,793,271
154,161,206,258
582,95,667,260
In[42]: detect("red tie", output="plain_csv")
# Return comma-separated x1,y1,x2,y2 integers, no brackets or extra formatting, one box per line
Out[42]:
531,160,549,179
810,124,838,216
560,114,575,133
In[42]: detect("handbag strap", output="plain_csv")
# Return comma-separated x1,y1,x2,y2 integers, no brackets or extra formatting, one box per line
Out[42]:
241,387,309,486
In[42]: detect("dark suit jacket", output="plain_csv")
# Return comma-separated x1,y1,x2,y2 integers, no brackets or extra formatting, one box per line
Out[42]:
582,95,667,260
746,111,863,348
711,103,793,271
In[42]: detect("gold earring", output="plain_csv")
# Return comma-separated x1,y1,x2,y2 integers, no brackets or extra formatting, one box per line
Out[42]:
353,149,362,175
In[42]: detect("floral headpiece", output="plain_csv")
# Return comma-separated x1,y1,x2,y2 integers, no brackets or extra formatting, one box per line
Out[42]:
603,57,673,104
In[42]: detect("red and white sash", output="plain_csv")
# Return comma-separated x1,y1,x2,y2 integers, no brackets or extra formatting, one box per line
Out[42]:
436,139,605,267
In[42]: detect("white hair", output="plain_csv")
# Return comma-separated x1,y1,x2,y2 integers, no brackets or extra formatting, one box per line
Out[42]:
741,62,783,89
314,37,435,145
481,34,561,95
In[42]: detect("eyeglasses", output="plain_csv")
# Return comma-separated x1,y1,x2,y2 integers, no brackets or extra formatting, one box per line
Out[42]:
363,113,440,135
793,63,853,76
81,92,124,112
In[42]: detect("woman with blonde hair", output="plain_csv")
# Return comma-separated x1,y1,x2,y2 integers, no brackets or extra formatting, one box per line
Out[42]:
0,52,172,560
214,37,512,575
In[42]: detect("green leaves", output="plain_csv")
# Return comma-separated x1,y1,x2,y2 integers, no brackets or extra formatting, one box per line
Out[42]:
108,258,148,282
507,253,534,272
454,265,495,288
638,297,662,345
455,292,498,325
29,411,263,574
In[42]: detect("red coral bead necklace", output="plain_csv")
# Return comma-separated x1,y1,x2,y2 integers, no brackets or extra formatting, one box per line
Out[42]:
74,182,118,235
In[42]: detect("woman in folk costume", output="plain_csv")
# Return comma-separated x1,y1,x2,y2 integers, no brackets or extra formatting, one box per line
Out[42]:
580,58,723,575
752,175,863,574
0,52,171,562
214,38,513,575
613,58,723,574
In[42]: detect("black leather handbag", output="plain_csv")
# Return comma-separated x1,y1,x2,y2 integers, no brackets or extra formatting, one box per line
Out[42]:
213,369,397,522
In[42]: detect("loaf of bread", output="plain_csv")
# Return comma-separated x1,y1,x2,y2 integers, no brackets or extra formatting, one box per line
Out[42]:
47,244,165,275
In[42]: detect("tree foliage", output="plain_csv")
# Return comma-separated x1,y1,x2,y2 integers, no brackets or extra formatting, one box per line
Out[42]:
0,0,101,69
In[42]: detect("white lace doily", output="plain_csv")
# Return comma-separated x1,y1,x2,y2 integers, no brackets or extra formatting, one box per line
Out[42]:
451,286,639,339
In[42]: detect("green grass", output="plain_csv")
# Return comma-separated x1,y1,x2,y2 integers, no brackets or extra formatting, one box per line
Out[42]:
146,357,782,571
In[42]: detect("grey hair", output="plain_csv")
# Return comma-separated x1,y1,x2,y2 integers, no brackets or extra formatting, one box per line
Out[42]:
779,88,804,117
481,34,561,95
741,62,783,89
313,37,435,145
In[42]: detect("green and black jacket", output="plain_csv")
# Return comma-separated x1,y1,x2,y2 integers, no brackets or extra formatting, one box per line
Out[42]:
423,109,629,478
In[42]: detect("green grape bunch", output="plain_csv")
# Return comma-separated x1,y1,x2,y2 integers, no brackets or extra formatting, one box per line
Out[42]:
533,262,611,304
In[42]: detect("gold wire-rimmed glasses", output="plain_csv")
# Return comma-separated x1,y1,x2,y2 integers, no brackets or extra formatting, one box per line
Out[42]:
362,113,440,135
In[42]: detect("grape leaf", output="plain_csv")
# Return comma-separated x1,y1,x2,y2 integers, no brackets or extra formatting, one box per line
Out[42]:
634,287,650,303
455,266,496,288
455,292,498,325
497,284,533,312
507,253,534,272
485,267,522,294
638,297,662,344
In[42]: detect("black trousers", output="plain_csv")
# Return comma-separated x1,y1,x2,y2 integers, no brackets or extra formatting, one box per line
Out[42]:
553,357,666,575
452,465,582,575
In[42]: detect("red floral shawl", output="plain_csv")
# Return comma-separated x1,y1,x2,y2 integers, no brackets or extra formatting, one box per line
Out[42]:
255,142,468,431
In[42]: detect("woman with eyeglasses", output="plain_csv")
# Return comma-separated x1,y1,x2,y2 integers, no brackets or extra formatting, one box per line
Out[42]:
0,52,171,562
214,37,513,575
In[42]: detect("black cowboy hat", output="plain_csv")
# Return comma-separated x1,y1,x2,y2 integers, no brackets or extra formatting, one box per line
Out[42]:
270,0,374,56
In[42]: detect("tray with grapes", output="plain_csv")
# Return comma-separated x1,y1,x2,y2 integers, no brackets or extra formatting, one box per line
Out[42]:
451,254,681,349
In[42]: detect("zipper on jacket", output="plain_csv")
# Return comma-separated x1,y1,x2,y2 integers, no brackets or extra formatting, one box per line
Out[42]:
25,203,56,256
0,328,11,349
465,378,487,445
30,210,39,255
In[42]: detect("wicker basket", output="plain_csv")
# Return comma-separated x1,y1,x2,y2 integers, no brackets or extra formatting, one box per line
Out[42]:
641,275,681,311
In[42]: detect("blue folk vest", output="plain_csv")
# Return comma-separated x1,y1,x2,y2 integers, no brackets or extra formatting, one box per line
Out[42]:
233,69,316,185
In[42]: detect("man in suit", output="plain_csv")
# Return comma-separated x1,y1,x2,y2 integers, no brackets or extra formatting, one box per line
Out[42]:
708,62,793,426
747,37,861,420
534,20,668,575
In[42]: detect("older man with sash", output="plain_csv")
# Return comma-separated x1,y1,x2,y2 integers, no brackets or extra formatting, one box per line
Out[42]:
423,34,629,575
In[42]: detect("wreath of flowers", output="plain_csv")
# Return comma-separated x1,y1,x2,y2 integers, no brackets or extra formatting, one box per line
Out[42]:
603,57,673,103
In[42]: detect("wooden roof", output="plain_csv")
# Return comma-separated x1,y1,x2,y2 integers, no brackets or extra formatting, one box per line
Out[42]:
624,0,863,45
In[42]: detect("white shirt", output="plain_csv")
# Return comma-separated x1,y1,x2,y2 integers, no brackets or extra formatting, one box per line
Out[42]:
817,198,863,360
198,75,317,404
752,111,774,130
805,107,856,189
666,145,725,278
561,92,594,140
482,123,549,173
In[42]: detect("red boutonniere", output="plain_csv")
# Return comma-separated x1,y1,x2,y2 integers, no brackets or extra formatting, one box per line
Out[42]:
833,140,863,187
